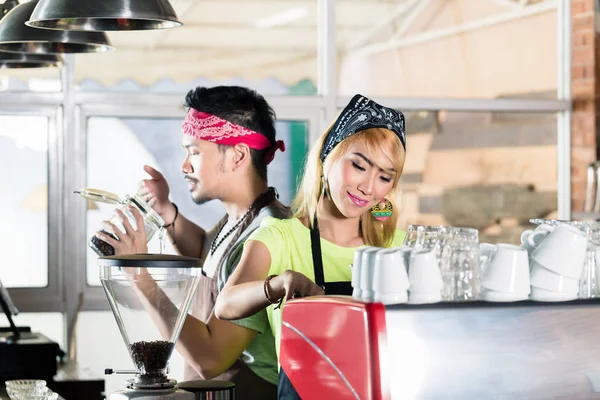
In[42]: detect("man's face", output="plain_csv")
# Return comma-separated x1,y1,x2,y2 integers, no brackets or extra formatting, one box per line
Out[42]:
180,135,226,204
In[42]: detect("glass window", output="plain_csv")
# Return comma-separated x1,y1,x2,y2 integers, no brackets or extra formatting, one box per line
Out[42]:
0,68,62,92
75,0,318,95
397,110,557,243
12,312,65,349
0,115,49,288
337,0,557,99
85,116,309,286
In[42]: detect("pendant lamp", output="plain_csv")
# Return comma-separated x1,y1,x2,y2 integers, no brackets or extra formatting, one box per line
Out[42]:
0,50,63,68
26,0,183,31
0,1,113,54
0,0,61,68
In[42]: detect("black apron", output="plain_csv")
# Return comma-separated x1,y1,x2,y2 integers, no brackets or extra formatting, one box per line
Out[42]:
277,219,353,400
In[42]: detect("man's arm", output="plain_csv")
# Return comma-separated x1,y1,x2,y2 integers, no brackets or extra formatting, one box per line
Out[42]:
179,313,258,379
161,203,207,259
135,165,208,259
131,274,258,379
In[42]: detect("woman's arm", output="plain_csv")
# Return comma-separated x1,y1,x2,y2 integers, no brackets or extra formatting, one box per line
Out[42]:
215,240,324,320
215,241,274,320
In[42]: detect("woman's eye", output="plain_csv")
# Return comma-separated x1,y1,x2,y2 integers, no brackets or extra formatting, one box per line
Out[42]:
352,162,365,171
380,176,392,183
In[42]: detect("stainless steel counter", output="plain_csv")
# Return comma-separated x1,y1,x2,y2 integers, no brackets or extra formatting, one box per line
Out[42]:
385,299,600,399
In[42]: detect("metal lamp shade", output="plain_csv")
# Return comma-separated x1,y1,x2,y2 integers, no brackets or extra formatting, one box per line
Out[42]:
0,1,113,54
26,0,183,31
0,51,63,68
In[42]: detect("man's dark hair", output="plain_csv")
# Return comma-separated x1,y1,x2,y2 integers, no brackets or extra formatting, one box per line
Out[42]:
184,86,277,182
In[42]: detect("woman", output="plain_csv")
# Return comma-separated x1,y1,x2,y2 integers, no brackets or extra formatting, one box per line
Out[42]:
214,94,407,398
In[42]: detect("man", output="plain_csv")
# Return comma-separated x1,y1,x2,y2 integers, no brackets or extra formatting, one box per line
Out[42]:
98,85,289,399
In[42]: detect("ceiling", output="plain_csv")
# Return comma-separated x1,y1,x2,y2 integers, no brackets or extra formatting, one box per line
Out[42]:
0,0,557,92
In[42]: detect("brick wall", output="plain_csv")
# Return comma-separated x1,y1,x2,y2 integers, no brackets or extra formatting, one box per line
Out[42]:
571,0,598,211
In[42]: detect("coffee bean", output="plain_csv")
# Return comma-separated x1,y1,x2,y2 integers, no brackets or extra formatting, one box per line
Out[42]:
130,340,174,374
90,230,118,256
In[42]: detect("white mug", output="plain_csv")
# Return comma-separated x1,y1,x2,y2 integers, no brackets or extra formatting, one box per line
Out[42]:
351,246,370,298
521,223,554,253
360,247,381,301
373,247,410,294
531,223,588,279
530,262,579,294
480,243,530,296
408,248,443,292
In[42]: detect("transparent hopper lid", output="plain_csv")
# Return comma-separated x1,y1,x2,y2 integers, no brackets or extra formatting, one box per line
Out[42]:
98,254,203,377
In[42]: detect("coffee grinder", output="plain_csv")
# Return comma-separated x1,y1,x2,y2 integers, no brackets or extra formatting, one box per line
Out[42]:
99,254,202,400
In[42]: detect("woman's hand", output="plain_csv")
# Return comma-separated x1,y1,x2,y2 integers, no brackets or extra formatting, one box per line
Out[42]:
96,205,149,255
272,270,325,301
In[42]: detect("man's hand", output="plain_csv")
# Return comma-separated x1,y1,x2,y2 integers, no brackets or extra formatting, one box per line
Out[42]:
96,205,149,255
137,165,174,219
272,270,325,301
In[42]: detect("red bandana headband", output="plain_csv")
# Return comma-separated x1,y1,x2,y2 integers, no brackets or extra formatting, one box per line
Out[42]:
182,109,285,164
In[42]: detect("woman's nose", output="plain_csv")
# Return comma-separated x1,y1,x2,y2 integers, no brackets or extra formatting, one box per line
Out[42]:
357,176,375,195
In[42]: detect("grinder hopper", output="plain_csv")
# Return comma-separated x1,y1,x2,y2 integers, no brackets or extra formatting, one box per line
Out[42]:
98,254,202,393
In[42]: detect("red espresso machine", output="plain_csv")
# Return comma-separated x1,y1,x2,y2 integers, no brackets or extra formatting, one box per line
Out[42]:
280,297,600,399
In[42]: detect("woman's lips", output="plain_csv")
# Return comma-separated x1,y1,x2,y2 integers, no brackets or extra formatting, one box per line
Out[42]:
347,192,368,207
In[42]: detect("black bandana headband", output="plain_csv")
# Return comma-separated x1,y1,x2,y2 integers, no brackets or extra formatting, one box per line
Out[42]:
320,94,406,162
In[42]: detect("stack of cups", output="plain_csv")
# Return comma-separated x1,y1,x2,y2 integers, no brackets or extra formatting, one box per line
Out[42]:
522,223,588,301
372,247,410,304
351,247,369,299
359,247,382,301
479,243,530,302
351,246,410,304
407,249,443,304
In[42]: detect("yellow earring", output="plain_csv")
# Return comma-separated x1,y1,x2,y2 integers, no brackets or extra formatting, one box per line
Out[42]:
371,199,393,221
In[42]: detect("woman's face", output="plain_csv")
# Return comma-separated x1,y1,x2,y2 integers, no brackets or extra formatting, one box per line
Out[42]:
326,141,396,219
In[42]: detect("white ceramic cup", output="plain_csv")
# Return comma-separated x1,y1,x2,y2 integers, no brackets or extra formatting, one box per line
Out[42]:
531,223,588,279
374,291,408,305
521,223,555,249
479,243,497,275
351,246,370,298
408,291,442,304
530,262,579,294
530,286,578,302
480,288,528,302
372,247,410,294
481,243,530,295
397,246,413,273
360,247,381,301
408,248,443,292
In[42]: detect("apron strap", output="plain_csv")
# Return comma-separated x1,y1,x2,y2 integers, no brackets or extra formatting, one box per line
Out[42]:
310,215,325,288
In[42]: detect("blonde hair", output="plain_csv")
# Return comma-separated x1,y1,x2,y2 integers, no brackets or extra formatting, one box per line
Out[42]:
292,127,406,247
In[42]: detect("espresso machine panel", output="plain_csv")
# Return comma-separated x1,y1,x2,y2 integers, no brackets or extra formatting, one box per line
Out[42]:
281,297,600,400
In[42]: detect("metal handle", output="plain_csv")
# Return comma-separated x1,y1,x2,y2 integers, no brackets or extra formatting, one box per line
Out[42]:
104,368,137,375
593,162,600,213
584,162,596,212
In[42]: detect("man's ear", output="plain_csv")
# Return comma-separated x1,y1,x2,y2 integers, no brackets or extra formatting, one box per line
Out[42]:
231,143,251,171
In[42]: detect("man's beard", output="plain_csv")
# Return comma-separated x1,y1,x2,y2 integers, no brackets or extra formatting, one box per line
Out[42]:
191,193,213,205
186,175,212,205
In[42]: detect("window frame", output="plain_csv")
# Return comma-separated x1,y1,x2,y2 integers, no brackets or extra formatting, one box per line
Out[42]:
0,0,572,349
1,106,64,312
